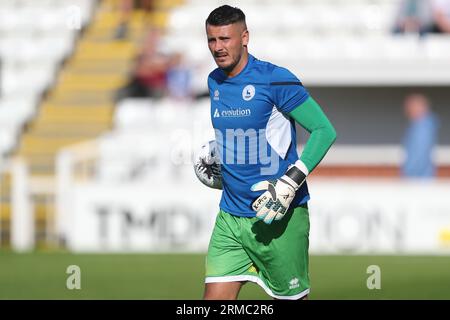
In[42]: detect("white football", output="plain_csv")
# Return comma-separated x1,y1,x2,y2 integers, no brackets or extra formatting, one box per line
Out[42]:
193,140,222,189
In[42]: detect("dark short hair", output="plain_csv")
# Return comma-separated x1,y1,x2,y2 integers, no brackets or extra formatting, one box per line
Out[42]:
205,5,246,27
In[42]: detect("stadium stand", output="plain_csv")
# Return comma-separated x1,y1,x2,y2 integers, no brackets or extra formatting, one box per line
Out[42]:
161,1,450,87
1,0,450,250
113,0,450,178
0,0,181,247
0,0,95,246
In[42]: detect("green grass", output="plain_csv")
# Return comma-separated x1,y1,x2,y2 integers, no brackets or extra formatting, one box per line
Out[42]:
1,251,450,299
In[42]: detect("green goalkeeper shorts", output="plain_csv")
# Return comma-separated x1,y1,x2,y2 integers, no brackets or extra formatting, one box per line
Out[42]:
205,205,310,299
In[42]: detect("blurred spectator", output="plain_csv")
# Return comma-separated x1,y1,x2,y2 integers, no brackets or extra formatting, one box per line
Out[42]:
166,53,192,101
401,93,439,178
115,29,171,101
431,0,450,33
393,0,435,35
114,0,154,40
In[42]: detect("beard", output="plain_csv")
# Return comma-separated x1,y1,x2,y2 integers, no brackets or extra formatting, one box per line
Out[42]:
217,53,241,74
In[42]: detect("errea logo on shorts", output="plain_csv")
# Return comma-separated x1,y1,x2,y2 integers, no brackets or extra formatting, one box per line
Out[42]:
242,85,255,101
289,277,300,289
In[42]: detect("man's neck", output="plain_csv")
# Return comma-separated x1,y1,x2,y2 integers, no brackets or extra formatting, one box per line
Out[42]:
225,51,249,78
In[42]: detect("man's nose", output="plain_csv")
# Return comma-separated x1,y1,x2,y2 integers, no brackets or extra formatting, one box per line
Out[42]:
214,41,224,52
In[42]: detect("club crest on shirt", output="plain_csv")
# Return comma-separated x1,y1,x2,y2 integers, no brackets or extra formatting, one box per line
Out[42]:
242,85,255,101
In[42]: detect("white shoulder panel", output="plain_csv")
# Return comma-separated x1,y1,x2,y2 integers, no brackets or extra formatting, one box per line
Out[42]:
265,106,292,160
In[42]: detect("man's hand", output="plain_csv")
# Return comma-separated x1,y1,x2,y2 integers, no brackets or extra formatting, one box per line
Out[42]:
251,160,308,224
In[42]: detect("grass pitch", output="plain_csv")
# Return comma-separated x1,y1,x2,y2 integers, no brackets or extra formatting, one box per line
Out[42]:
1,251,449,299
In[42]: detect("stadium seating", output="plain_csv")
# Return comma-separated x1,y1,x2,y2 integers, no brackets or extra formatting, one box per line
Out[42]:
0,0,187,248
111,0,450,182
161,0,450,89
0,0,94,158
0,0,97,246
2,0,450,252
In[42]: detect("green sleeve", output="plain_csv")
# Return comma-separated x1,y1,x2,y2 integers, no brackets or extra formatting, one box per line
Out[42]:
288,96,337,173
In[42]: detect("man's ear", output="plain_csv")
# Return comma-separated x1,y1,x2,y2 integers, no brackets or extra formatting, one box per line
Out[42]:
242,29,249,47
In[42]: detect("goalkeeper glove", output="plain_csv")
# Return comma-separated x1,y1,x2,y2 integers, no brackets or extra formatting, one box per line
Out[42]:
251,160,308,224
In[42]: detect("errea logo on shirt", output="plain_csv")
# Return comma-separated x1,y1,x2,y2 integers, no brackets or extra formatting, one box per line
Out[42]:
242,85,255,101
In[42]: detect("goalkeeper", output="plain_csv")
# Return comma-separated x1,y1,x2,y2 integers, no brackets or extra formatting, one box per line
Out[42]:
204,5,337,300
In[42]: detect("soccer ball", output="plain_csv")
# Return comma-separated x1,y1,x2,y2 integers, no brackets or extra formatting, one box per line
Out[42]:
193,140,222,189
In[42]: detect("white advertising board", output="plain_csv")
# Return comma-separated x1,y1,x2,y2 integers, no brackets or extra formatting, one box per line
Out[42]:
66,180,221,252
308,179,450,254
64,177,450,254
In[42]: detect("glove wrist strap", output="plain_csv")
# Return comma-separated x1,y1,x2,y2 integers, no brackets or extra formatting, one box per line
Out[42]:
282,160,308,190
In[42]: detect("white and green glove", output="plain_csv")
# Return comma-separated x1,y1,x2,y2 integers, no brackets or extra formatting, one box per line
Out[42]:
251,160,309,224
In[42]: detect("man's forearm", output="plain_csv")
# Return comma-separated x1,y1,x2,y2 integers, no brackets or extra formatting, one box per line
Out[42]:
289,97,337,173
